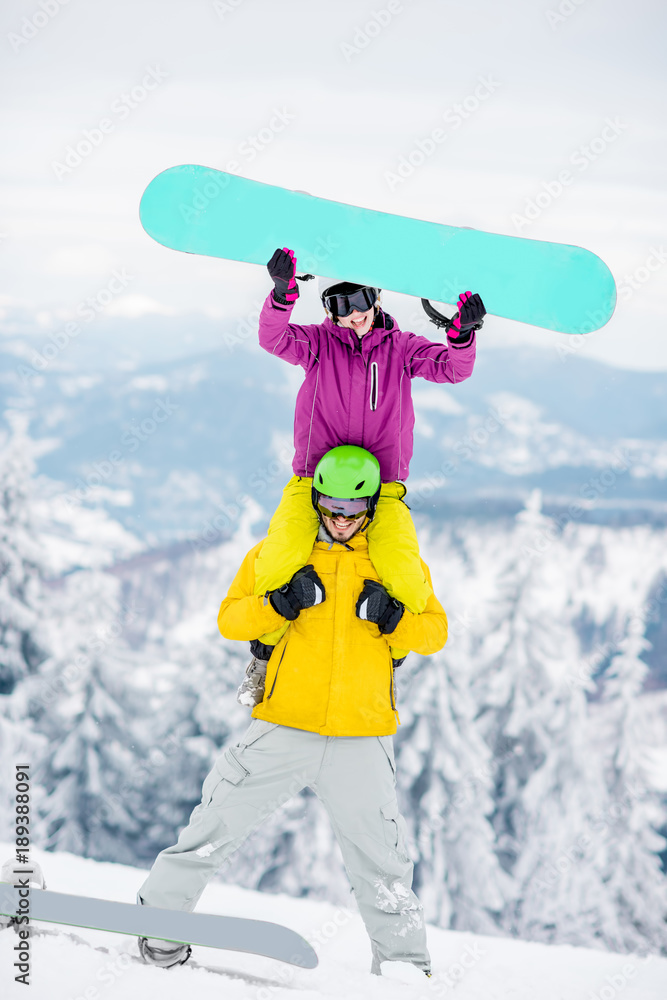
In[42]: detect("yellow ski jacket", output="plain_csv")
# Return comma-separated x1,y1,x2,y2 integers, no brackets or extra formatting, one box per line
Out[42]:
217,531,448,736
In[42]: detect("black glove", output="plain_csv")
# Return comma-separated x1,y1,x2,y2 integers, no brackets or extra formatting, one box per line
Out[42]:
269,565,325,621
267,247,299,305
448,291,485,344
356,580,404,635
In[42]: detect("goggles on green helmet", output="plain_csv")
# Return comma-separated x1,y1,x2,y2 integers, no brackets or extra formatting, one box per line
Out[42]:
312,444,382,524
322,283,380,318
316,494,370,522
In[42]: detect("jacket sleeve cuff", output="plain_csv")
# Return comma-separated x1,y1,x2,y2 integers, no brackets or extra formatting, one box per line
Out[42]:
388,609,415,647
447,330,475,349
271,289,294,310
257,595,288,631
217,595,286,640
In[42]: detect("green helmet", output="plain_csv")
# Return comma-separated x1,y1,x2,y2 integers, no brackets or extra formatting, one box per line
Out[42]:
312,445,382,520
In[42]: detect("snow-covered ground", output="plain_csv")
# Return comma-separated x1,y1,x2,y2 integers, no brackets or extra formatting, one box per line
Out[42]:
1,844,665,1000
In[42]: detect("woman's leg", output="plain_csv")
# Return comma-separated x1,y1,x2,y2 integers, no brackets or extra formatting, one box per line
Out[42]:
253,476,319,645
366,483,433,660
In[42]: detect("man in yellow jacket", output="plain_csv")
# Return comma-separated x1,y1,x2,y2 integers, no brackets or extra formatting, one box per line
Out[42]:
137,446,447,982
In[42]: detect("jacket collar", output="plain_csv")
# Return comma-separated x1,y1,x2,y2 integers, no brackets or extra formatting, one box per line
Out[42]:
322,309,397,355
316,523,370,552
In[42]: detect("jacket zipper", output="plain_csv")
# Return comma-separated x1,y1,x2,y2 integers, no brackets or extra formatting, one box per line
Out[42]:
369,361,378,411
389,664,401,725
267,644,287,700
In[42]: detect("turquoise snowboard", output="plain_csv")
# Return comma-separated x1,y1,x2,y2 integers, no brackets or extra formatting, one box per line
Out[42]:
139,165,616,334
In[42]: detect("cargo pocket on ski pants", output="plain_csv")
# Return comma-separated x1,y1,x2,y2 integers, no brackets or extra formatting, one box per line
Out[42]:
380,799,409,860
376,735,410,863
200,751,247,807
194,719,277,839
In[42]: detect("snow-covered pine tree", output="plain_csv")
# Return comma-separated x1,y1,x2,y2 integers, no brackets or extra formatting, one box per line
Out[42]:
394,648,513,933
0,412,48,694
0,710,46,844
33,569,146,863
0,412,50,841
126,639,239,867
473,491,616,948
594,626,667,954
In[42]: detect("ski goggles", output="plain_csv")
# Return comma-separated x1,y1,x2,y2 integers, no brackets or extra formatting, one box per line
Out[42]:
316,495,370,521
323,286,379,318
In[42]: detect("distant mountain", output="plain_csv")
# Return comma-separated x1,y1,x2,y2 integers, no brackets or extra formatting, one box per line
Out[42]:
1,312,666,543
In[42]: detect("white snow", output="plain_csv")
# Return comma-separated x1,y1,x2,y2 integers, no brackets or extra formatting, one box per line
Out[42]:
1,843,665,1000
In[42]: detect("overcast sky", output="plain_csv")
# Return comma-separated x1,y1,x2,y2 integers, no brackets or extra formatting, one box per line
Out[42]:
1,0,665,370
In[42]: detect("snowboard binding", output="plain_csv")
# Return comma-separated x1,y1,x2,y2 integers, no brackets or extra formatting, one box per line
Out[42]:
421,297,482,333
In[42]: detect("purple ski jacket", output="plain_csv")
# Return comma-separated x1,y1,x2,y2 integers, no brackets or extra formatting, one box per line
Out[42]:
258,291,476,482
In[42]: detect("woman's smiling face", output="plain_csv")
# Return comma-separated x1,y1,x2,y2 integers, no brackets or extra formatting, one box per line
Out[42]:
337,307,374,337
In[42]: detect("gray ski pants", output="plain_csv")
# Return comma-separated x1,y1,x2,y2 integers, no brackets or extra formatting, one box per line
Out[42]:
137,718,430,975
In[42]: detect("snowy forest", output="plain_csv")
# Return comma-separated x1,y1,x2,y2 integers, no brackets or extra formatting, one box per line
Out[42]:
1,406,667,959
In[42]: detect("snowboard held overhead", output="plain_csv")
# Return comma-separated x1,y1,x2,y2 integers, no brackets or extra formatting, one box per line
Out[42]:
139,164,616,334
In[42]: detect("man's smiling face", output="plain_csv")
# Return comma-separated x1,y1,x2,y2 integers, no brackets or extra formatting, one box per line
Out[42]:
320,509,367,541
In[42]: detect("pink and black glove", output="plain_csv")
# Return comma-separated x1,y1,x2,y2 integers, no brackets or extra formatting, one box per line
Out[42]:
448,291,485,345
267,247,299,306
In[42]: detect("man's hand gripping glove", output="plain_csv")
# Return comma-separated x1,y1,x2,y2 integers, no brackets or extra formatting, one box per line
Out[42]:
448,291,486,345
267,247,299,305
269,565,326,621
356,580,405,635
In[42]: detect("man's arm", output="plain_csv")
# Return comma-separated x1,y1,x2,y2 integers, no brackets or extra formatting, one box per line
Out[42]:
218,542,287,640
383,561,448,655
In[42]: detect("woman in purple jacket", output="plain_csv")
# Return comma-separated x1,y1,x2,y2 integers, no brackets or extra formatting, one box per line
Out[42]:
240,246,483,684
